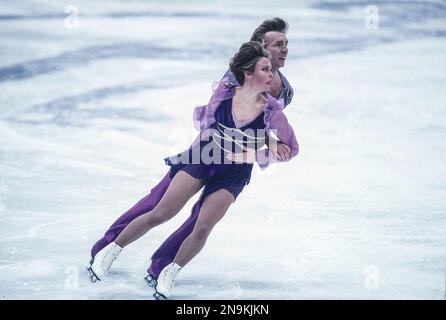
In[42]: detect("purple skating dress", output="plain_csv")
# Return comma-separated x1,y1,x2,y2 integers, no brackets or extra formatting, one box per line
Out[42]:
164,97,266,203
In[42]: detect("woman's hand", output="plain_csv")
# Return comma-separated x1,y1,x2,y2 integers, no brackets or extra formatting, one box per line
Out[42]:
226,146,256,163
269,141,291,161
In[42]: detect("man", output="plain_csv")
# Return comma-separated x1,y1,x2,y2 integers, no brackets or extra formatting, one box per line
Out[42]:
88,17,295,286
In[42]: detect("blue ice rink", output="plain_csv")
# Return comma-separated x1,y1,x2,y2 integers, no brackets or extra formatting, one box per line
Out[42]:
0,0,445,299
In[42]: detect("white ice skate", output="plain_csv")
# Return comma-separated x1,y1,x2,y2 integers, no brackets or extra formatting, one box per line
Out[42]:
87,242,122,282
153,263,182,300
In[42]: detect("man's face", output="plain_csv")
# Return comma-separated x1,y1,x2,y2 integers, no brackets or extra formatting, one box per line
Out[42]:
264,31,288,69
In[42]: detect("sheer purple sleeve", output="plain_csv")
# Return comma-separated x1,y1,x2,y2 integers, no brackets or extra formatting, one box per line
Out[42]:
193,77,232,131
256,95,299,170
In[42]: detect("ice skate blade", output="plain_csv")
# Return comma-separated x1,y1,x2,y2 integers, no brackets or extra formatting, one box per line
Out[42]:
144,274,157,288
87,266,100,283
153,291,167,300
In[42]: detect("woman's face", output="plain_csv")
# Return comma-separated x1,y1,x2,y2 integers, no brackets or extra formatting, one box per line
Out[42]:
245,57,273,92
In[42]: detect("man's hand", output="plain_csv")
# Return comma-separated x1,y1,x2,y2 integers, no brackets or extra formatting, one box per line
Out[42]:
226,146,256,163
270,142,291,161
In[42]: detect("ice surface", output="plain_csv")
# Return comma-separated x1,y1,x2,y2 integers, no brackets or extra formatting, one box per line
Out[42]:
1,0,445,299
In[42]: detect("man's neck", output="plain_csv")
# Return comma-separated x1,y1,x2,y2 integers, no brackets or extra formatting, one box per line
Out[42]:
268,69,284,98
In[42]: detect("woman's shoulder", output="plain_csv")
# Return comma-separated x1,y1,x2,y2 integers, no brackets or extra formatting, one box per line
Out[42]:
263,92,285,112
210,77,237,102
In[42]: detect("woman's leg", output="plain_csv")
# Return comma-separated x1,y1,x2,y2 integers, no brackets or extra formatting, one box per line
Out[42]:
114,171,203,248
91,172,172,259
173,188,234,267
147,200,201,279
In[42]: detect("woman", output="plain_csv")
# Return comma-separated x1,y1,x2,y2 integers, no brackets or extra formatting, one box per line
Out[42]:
87,41,299,299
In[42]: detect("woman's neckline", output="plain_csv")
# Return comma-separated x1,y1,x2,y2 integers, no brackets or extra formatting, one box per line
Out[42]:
231,95,267,128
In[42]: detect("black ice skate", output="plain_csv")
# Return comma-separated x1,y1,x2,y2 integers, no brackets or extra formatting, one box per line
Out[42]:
87,258,100,283
144,274,158,288
153,291,167,300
